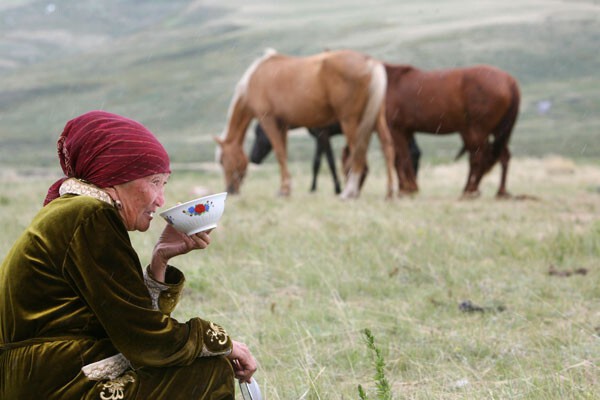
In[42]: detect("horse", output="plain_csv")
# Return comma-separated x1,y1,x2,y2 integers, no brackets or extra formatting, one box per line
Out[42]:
214,48,403,199
250,122,345,194
384,63,520,198
250,122,422,194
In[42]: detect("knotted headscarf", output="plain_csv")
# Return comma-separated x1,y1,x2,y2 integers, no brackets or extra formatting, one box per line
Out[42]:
44,110,171,205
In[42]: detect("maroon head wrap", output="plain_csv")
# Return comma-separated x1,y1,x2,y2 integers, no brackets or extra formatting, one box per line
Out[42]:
44,110,171,205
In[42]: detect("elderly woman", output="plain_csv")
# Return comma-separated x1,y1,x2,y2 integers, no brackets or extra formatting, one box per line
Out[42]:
0,111,256,399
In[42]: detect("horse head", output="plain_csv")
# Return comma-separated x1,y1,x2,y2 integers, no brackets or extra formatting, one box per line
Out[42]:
214,137,248,194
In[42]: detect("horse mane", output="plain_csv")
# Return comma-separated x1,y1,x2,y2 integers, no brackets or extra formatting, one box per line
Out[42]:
215,48,278,162
223,48,277,135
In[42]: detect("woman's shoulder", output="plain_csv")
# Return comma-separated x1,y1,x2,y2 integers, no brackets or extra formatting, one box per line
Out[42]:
50,194,114,213
38,194,121,231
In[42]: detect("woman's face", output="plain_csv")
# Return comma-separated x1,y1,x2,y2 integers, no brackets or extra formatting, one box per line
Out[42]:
111,173,170,232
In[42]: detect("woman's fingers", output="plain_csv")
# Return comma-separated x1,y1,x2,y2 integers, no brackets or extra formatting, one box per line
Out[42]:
189,231,211,248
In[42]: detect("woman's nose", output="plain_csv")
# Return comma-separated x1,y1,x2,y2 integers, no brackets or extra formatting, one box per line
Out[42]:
156,190,166,207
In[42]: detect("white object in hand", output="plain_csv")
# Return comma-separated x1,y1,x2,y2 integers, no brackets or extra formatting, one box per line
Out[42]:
239,378,262,400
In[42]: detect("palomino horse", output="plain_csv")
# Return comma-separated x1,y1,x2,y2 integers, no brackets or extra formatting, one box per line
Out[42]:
385,64,520,198
250,122,422,194
214,49,400,199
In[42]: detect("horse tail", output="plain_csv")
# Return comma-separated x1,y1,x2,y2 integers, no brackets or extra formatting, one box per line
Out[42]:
454,145,467,161
490,79,520,163
354,60,387,155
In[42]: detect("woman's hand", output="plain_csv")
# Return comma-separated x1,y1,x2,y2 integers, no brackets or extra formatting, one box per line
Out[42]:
227,340,257,383
150,225,212,282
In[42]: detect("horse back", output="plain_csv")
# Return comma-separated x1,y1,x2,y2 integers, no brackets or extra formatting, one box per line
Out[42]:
385,64,517,134
246,50,375,127
461,65,517,125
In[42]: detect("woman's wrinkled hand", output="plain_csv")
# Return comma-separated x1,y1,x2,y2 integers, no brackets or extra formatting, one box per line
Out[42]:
150,225,212,281
227,340,257,383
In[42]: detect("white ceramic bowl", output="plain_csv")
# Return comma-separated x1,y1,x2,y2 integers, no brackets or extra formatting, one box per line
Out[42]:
159,192,227,235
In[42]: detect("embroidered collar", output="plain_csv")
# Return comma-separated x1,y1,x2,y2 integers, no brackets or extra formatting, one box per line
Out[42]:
59,178,114,205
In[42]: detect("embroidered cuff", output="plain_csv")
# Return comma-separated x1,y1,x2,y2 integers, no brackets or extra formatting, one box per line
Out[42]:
195,319,233,357
143,265,185,314
81,353,132,381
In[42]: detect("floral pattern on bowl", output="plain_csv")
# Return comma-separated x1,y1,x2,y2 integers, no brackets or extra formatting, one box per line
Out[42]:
182,200,214,217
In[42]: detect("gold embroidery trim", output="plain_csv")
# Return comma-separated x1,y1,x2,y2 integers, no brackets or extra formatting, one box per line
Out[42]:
59,178,113,205
100,374,135,400
208,321,229,346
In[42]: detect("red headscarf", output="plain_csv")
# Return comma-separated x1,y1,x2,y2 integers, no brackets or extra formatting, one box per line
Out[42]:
44,110,171,205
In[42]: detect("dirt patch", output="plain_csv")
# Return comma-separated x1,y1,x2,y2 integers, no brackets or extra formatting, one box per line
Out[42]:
548,265,589,277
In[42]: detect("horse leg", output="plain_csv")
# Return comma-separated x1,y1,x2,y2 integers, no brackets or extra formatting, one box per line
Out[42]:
310,130,321,193
374,109,399,199
496,146,512,199
260,117,292,196
342,143,368,190
461,133,487,199
409,135,422,177
319,132,342,194
392,129,418,196
339,121,363,200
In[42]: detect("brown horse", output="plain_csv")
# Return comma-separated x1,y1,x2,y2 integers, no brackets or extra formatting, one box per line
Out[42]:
214,48,400,199
385,64,520,198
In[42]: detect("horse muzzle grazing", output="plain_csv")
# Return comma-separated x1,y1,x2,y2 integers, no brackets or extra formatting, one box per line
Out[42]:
224,168,246,195
215,137,248,195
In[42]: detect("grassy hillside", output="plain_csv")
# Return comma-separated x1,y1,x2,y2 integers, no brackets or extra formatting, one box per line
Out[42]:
1,0,599,172
1,158,598,399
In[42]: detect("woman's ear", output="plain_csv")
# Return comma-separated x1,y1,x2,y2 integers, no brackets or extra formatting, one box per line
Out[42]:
102,186,118,202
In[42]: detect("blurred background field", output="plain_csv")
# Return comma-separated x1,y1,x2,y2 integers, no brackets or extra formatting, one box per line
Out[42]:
1,1,599,399
1,0,599,169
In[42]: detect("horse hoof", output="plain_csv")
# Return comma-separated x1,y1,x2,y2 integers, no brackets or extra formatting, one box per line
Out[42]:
460,190,481,200
398,189,418,197
339,191,359,200
496,191,512,200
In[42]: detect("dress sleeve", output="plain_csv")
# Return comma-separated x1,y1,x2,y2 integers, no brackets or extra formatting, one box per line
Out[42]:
61,206,232,368
143,265,185,315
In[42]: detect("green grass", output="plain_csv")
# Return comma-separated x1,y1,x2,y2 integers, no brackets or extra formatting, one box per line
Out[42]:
1,158,598,399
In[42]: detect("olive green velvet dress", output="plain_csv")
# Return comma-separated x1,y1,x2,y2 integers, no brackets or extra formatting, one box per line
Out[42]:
0,193,235,399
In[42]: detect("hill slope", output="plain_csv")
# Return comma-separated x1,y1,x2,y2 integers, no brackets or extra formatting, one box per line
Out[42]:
1,0,599,170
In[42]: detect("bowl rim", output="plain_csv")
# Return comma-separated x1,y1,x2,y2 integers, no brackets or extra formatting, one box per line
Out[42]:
159,192,228,216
